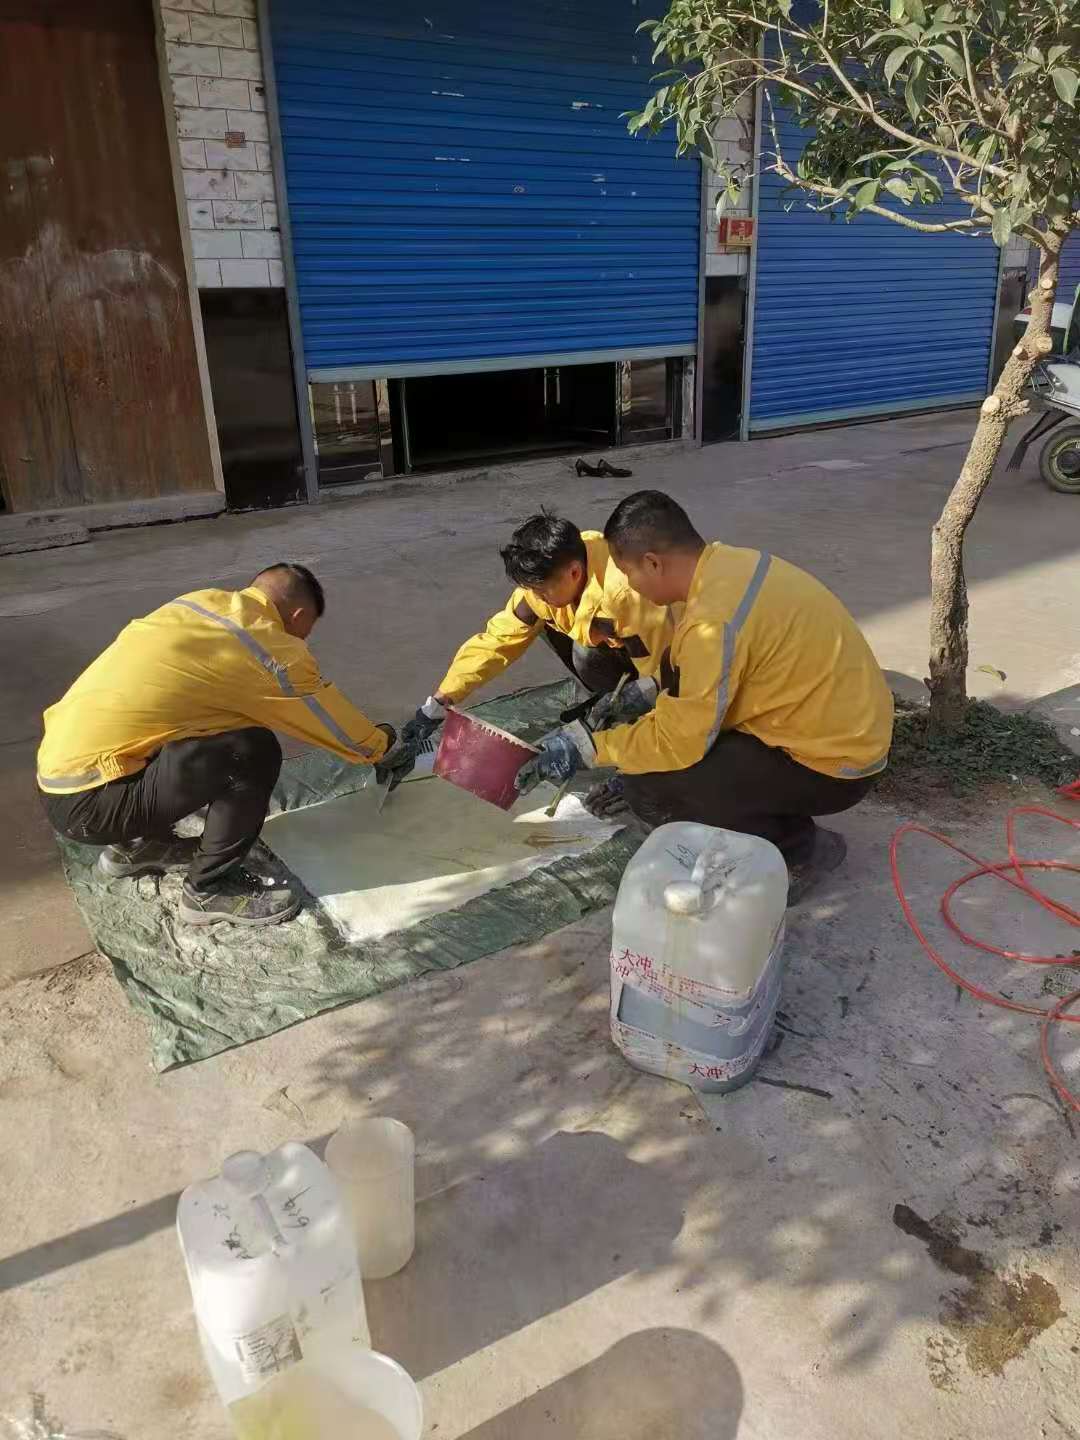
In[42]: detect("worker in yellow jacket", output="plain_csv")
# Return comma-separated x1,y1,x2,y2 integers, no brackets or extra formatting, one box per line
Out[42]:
37,563,395,927
516,491,894,902
393,511,674,757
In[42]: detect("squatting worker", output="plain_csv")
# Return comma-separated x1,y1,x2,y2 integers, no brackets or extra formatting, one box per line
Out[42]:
37,564,397,928
516,492,894,903
390,511,674,758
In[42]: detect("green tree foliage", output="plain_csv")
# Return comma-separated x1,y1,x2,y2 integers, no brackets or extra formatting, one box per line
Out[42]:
631,0,1080,731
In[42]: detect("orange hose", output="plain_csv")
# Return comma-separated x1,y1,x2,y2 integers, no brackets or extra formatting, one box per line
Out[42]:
889,789,1080,1112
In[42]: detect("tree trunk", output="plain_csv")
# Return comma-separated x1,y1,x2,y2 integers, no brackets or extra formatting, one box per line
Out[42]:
926,237,1062,733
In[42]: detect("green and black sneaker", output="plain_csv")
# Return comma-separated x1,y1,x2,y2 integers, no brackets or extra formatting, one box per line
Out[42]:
178,870,302,927
98,836,199,878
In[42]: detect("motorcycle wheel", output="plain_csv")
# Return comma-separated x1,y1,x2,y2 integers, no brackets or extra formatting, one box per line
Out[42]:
1039,422,1080,493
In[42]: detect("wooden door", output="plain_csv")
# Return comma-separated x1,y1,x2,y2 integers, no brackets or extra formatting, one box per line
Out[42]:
0,0,214,513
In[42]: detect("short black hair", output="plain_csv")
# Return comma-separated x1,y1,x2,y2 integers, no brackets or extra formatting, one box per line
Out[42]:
603,490,704,557
252,562,326,617
499,511,587,587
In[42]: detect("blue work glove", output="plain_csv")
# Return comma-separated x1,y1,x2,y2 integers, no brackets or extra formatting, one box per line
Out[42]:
590,676,659,730
401,696,446,747
514,721,597,795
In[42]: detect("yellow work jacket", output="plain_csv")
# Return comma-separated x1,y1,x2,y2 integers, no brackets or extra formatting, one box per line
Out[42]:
37,586,388,795
438,532,673,704
594,543,893,779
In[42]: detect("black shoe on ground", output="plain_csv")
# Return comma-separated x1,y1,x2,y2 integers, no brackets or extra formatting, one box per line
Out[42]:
98,836,199,878
787,828,847,907
178,870,302,927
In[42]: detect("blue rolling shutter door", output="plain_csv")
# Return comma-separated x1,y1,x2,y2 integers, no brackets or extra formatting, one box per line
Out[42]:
748,109,1001,432
1057,233,1080,304
268,1,701,380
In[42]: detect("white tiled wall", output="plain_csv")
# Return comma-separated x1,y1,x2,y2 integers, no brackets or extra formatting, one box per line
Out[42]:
705,100,755,280
160,0,284,287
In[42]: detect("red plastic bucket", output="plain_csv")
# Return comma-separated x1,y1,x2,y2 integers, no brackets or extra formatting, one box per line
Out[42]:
434,709,540,811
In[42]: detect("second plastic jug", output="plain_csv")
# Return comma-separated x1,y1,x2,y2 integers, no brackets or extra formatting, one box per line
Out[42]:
326,1118,416,1280
609,822,788,1092
176,1143,370,1412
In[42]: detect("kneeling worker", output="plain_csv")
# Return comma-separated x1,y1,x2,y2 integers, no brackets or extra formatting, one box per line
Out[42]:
517,492,894,900
395,511,673,752
37,564,396,927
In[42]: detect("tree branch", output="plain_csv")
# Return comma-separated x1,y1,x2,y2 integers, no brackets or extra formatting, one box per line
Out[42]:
715,10,1012,180
961,30,988,129
762,95,984,235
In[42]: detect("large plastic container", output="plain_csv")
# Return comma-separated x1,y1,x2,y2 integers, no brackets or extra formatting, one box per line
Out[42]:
434,708,538,810
609,823,788,1093
176,1144,370,1411
325,1118,416,1280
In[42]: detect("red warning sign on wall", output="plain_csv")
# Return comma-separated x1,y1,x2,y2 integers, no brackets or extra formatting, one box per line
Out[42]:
717,218,755,248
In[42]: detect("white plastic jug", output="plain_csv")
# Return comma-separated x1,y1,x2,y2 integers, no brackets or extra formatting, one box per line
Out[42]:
609,822,787,1092
176,1144,371,1411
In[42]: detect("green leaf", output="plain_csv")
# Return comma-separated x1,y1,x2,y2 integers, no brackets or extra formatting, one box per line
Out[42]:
991,208,1012,245
976,664,1007,683
884,176,915,201
852,179,881,212
1052,67,1079,106
890,0,905,18
884,43,915,83
930,42,966,77
904,58,929,121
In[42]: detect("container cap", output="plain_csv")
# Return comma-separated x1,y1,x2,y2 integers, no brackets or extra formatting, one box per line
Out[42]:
664,880,704,915
221,1150,270,1198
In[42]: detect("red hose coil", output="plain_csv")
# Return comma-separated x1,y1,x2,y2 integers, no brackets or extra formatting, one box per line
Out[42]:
890,785,1080,1112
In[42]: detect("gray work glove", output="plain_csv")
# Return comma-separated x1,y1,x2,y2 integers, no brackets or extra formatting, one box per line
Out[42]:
401,695,446,747
590,676,659,730
373,723,416,787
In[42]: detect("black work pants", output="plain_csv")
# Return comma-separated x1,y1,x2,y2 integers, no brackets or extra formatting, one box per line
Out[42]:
621,729,878,865
41,728,282,890
541,626,637,696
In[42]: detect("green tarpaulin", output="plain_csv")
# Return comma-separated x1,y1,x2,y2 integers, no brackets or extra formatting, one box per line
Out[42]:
58,682,638,1070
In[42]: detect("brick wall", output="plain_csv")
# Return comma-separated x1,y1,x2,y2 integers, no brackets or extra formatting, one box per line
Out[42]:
160,0,284,288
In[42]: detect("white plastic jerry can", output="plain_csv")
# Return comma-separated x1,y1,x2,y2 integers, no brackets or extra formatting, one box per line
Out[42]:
609,823,788,1093
176,1143,371,1412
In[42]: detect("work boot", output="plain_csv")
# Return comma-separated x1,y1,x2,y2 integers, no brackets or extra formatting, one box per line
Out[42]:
98,836,199,878
178,870,301,927
583,776,631,820
786,828,847,907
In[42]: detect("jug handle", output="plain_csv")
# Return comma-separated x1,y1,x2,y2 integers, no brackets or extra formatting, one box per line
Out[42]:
252,1194,288,1255
690,845,732,897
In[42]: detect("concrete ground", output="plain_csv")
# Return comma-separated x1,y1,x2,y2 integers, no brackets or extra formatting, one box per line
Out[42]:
2,412,1080,1438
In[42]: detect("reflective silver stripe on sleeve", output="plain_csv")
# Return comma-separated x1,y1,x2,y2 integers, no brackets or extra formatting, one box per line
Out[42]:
173,599,376,759
838,754,888,778
37,768,104,791
704,550,772,750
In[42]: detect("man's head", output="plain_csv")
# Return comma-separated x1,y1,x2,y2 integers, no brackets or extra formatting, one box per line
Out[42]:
251,562,325,639
500,511,589,609
603,490,706,605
